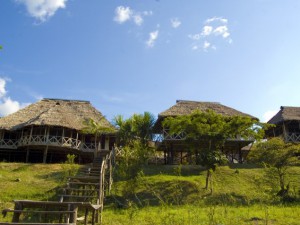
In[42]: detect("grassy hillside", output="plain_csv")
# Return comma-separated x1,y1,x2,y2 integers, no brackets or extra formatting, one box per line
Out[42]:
0,163,299,224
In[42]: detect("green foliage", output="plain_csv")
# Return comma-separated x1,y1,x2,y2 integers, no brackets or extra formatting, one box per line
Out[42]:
114,112,155,147
115,141,155,180
162,109,267,192
61,154,79,180
248,138,300,196
113,112,156,182
163,109,267,143
82,117,115,135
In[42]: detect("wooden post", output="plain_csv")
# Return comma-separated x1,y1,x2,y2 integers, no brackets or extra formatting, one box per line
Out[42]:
26,147,30,163
12,202,22,222
43,145,48,163
105,136,109,150
46,127,49,143
29,126,33,142
238,143,242,163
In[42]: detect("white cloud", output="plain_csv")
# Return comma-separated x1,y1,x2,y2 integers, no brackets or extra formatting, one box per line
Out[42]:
205,17,228,24
192,45,199,50
114,6,152,26
203,41,211,49
189,16,231,51
171,18,181,28
133,14,143,26
114,6,132,24
213,25,230,38
0,78,30,117
262,110,278,122
201,25,213,36
188,34,201,40
0,79,7,98
146,30,159,48
143,11,153,16
16,0,67,22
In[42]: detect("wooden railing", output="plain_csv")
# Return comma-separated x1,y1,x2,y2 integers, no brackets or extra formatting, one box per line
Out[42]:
80,142,97,152
162,129,187,140
161,129,254,142
285,132,300,143
0,135,98,152
0,139,18,149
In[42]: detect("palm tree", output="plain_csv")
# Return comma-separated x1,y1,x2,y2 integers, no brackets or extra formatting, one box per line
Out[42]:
82,117,116,157
114,112,155,147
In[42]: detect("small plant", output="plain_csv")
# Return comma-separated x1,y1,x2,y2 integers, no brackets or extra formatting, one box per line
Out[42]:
61,154,78,181
173,164,182,176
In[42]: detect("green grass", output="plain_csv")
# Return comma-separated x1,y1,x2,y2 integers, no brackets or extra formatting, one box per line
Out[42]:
0,162,80,222
102,205,300,225
0,163,299,224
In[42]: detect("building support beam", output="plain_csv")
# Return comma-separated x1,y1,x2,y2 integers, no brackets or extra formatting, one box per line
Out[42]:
25,147,30,163
43,145,48,163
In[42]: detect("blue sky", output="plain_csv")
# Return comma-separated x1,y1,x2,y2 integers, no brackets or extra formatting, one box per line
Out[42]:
1,0,300,122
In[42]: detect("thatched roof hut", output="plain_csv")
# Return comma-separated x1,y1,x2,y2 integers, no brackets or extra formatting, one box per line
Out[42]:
0,98,116,163
154,100,255,130
266,106,300,142
268,106,300,124
0,98,115,132
153,100,256,164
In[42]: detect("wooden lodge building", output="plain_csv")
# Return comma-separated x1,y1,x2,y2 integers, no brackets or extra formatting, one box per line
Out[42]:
0,98,116,163
153,100,256,164
266,106,300,143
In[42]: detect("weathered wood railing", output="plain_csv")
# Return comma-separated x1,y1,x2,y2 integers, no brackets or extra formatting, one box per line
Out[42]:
285,132,300,142
0,135,99,152
0,139,18,149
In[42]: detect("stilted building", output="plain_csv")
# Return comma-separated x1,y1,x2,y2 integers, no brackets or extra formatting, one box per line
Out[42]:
153,100,256,164
266,106,300,143
0,98,116,163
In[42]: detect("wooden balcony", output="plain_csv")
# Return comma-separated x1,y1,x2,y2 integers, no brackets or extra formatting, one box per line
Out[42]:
161,129,254,142
0,135,99,152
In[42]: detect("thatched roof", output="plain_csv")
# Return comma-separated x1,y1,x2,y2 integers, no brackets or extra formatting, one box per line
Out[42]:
154,100,255,131
0,98,115,131
268,106,300,124
159,100,254,118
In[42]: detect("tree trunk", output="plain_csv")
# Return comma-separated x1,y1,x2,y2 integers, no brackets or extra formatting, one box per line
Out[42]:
205,169,214,194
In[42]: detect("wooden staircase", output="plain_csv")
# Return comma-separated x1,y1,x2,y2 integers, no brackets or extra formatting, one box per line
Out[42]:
1,149,114,225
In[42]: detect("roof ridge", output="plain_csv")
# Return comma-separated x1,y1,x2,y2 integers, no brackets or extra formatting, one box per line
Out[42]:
176,100,221,104
42,98,90,103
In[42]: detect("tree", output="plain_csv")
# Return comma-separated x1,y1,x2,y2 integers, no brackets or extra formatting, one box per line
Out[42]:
114,112,155,147
163,109,266,193
248,137,300,197
113,112,156,179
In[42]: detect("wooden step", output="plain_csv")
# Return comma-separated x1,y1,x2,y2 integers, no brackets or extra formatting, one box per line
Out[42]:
0,223,75,225
2,209,76,215
60,195,97,199
67,182,99,186
61,188,99,192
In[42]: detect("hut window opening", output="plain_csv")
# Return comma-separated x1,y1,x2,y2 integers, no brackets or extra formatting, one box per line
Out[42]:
32,126,46,136
3,131,17,140
49,127,63,138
